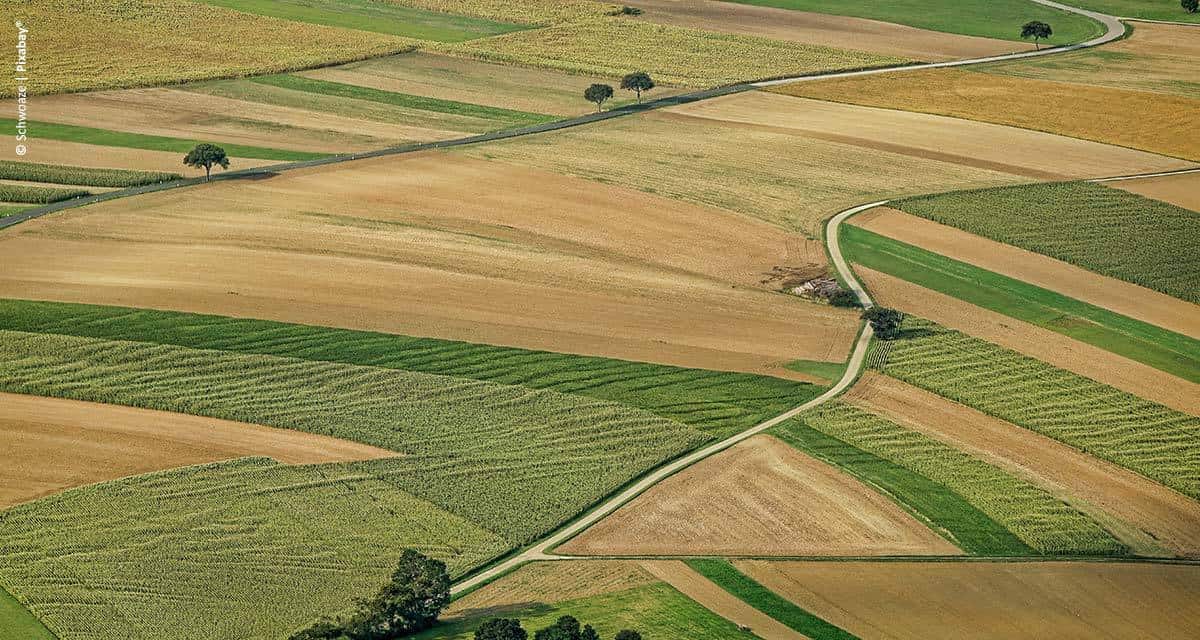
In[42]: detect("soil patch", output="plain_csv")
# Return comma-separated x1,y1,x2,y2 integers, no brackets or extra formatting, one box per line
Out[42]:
1108,172,1200,212
446,561,656,620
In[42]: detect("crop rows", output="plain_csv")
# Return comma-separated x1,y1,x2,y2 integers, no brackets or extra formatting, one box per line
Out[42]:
396,0,616,25
894,181,1200,303
800,402,1124,555
0,184,89,204
0,161,180,187
875,317,1200,500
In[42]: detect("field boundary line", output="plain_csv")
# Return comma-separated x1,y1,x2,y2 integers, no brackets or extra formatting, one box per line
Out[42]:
1090,167,1200,183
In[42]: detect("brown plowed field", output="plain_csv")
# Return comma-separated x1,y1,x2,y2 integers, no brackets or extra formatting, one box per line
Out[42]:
0,152,858,377
852,207,1200,338
855,267,1200,415
628,0,1015,61
445,561,656,619
3,139,274,176
846,373,1200,557
1108,172,1200,212
0,392,396,508
557,434,960,556
736,560,1200,639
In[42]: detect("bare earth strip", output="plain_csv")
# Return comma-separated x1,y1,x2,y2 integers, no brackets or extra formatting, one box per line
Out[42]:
629,0,1018,60
558,434,960,556
4,139,275,177
736,560,1200,640
0,153,858,376
445,561,657,620
845,373,1200,557
0,392,397,508
852,207,1200,338
666,92,1190,179
639,560,808,640
1108,172,1200,212
855,266,1200,415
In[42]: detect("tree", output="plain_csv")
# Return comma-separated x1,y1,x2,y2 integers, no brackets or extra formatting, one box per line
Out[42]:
580,625,600,640
1020,21,1052,50
828,289,861,308
620,72,655,103
1184,0,1198,13
584,83,614,112
614,632,642,640
476,618,527,640
861,307,904,340
183,143,229,181
533,616,582,640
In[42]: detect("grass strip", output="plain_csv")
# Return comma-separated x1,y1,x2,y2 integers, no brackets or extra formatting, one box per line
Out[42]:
251,74,555,127
0,204,33,217
0,119,325,161
771,419,1032,555
686,559,859,640
842,224,1200,383
0,160,180,187
0,585,56,640
0,184,89,204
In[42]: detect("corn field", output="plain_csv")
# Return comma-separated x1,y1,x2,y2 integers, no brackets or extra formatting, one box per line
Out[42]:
0,161,180,187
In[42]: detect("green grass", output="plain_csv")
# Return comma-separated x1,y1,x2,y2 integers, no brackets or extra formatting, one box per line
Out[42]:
1058,0,1200,22
250,74,555,128
770,418,1031,555
723,0,1105,43
0,204,33,217
893,181,1200,303
0,119,325,162
0,184,88,204
784,358,847,383
0,161,180,187
841,224,1200,383
194,0,526,41
0,585,55,640
873,317,1200,501
413,581,745,640
686,559,859,640
799,402,1124,555
0,299,821,439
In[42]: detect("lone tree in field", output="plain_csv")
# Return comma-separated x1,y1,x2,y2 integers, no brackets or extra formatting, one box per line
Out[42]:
861,307,904,340
584,83,615,112
613,632,642,640
1184,0,1198,14
183,143,229,182
476,618,528,640
1020,21,1053,49
620,72,655,103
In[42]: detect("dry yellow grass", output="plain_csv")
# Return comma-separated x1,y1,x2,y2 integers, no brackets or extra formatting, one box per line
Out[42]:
8,0,416,97
395,0,616,25
773,68,1200,161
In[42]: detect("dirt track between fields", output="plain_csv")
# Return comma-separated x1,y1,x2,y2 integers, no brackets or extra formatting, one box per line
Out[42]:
0,392,397,508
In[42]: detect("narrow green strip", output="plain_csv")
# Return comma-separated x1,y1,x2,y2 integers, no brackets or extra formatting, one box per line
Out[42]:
686,559,859,640
0,119,325,161
771,419,1033,555
251,74,555,126
841,224,1200,383
0,160,180,187
0,184,89,204
0,585,56,640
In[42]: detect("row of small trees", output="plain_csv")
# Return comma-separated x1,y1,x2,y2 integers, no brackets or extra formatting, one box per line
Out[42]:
476,616,641,640
583,72,655,112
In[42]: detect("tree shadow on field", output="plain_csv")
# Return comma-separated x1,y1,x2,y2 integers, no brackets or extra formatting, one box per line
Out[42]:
893,326,938,340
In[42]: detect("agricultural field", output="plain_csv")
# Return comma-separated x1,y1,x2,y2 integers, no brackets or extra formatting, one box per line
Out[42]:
891,181,1200,304
735,561,1200,639
1108,171,1200,212
1060,0,1200,22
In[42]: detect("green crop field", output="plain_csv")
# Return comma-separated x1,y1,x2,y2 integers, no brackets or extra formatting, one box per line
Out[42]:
686,559,859,640
0,184,89,204
893,181,1200,303
722,0,1105,43
0,161,180,187
841,224,1200,382
0,300,820,439
799,402,1124,555
1059,0,1200,22
0,204,33,218
0,119,325,162
771,418,1030,555
194,0,526,41
0,585,55,640
873,317,1200,500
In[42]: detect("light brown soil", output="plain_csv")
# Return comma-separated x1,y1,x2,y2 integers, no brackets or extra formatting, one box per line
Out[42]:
0,179,117,192
855,267,1200,415
1108,172,1200,212
846,373,1200,557
558,434,960,556
0,152,857,377
853,207,1200,338
736,560,1200,640
668,92,1191,179
0,392,396,508
639,560,808,640
445,561,656,619
4,139,275,177
630,0,1018,61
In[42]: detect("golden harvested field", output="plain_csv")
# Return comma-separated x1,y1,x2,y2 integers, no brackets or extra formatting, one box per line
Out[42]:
558,434,960,556
459,110,1025,234
852,207,1200,338
773,68,1200,161
846,373,1200,557
736,560,1200,639
10,0,416,97
1108,172,1200,212
0,139,274,176
856,267,1200,415
434,18,905,87
0,152,859,376
446,561,656,619
395,0,615,25
982,22,1200,98
627,0,1016,60
0,392,396,508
